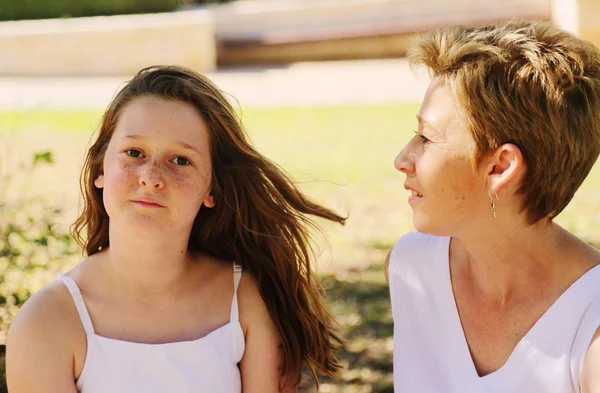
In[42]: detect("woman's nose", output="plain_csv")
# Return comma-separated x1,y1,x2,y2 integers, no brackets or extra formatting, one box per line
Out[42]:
394,139,416,174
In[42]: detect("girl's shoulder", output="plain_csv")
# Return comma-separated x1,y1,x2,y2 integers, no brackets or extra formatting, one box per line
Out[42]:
7,274,87,365
10,273,84,334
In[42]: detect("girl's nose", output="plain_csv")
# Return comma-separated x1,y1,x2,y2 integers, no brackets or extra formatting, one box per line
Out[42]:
139,162,164,189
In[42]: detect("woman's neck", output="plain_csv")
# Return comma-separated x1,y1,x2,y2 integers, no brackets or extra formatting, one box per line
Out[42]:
450,221,569,308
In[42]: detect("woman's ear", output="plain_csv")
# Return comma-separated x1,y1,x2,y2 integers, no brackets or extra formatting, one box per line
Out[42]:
94,174,105,189
486,143,525,192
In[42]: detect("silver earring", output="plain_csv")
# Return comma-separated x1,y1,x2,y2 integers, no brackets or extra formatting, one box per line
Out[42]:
488,191,499,218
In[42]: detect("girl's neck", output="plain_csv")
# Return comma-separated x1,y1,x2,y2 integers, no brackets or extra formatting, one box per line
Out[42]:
102,224,194,296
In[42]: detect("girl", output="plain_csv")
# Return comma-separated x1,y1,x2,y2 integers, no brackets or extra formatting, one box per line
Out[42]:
7,65,344,393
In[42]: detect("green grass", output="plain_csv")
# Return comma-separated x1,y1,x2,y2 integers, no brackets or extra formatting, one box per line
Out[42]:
1,104,599,393
0,109,102,135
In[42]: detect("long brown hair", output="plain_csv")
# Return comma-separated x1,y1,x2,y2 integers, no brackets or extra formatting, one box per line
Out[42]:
72,65,345,387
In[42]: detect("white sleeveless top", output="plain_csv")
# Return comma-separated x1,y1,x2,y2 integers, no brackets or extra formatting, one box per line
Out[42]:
56,262,245,393
389,232,600,393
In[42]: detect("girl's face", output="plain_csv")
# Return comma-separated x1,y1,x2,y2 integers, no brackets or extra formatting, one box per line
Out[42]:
394,78,489,236
94,96,215,237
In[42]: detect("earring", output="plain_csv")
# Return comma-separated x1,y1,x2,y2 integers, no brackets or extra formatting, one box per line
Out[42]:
488,191,499,218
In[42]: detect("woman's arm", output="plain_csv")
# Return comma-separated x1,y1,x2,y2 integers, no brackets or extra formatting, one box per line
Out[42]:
6,283,81,393
581,326,600,393
238,274,297,393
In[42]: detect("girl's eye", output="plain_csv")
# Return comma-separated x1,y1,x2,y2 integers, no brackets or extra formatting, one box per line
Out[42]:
172,156,190,166
126,149,142,158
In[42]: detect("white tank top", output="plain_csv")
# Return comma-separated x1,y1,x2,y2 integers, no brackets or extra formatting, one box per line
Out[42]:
56,262,245,393
389,232,600,393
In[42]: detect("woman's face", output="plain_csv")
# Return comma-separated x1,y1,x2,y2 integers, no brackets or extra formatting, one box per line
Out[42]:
94,96,215,237
394,78,490,236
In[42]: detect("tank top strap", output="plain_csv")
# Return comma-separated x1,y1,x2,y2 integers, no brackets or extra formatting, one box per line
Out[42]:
230,262,243,322
55,273,95,335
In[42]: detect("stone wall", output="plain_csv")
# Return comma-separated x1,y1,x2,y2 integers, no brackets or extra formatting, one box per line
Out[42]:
3,0,597,75
0,10,215,76
215,0,551,65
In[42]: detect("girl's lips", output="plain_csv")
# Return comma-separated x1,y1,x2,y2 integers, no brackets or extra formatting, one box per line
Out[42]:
132,200,165,208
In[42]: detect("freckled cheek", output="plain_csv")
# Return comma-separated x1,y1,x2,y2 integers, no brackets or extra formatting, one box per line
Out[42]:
448,171,478,210
167,170,212,196
106,163,140,189
102,164,142,212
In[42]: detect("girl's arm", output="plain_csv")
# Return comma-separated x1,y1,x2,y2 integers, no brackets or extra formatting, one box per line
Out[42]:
384,249,392,284
6,283,81,393
238,274,297,393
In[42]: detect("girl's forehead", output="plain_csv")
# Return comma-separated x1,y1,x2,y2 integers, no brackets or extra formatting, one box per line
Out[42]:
111,96,210,146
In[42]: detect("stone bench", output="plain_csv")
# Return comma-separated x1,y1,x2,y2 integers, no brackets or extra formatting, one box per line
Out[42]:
0,10,216,76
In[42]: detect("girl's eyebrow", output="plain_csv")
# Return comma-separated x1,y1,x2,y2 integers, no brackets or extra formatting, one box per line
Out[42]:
122,135,201,155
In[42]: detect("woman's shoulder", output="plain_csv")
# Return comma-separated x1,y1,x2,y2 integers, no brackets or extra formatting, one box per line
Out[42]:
391,232,448,263
393,231,445,249
385,232,449,281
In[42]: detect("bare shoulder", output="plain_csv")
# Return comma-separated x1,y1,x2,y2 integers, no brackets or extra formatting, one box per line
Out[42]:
581,326,600,393
235,269,293,393
8,279,80,346
6,279,84,392
562,227,600,269
237,269,269,327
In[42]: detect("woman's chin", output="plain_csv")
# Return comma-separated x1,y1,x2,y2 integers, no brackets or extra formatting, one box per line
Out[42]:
413,216,446,236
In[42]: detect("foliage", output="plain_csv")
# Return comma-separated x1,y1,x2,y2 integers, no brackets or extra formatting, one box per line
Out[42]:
0,0,179,21
0,151,79,342
180,0,234,4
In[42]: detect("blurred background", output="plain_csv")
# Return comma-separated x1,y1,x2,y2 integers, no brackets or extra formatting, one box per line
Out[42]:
1,0,599,392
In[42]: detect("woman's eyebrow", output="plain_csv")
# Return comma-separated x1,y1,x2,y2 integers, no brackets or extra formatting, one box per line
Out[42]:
416,115,440,133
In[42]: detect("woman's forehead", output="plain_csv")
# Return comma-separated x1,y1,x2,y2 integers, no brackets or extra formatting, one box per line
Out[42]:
419,80,466,137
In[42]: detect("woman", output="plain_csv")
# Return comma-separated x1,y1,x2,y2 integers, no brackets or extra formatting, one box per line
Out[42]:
6,66,343,392
386,21,600,392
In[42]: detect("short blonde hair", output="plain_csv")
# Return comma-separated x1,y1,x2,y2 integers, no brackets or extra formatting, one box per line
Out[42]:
409,21,600,224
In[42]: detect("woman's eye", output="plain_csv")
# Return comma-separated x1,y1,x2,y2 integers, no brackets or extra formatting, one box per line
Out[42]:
126,149,142,158
172,156,190,166
413,131,430,143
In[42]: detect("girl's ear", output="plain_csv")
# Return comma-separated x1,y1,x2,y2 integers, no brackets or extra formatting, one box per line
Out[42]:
203,194,215,208
94,174,105,189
